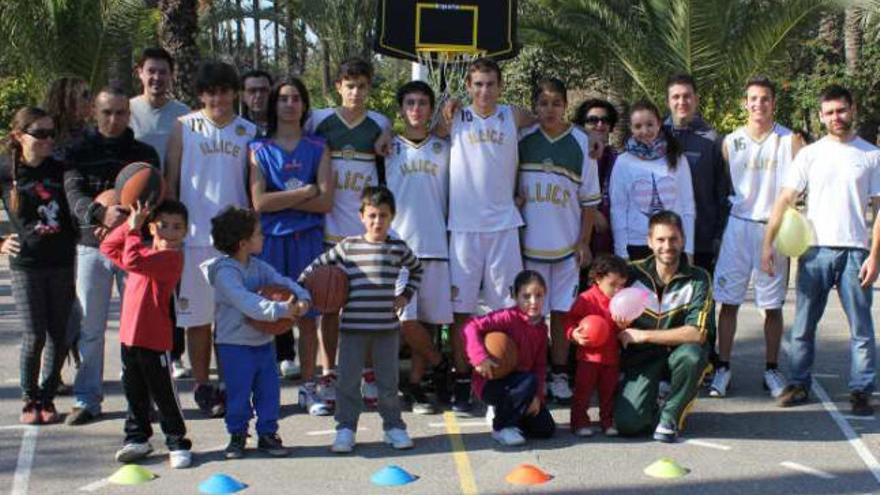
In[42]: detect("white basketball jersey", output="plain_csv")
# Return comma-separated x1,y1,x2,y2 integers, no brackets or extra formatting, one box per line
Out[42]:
448,104,522,232
179,111,257,246
386,134,450,259
724,123,793,221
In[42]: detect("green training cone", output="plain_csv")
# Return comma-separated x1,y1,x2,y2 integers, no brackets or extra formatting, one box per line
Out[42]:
644,458,690,479
108,464,157,485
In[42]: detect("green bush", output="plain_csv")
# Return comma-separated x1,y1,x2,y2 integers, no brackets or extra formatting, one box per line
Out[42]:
0,75,41,139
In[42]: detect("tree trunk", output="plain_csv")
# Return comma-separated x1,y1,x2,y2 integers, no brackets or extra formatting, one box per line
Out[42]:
321,43,332,102
159,0,201,107
107,41,133,93
235,0,244,66
844,6,864,74
817,12,843,65
273,0,280,67
284,1,298,73
253,0,261,69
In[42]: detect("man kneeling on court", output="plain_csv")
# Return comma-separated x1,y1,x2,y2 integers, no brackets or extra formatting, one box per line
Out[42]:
614,210,715,443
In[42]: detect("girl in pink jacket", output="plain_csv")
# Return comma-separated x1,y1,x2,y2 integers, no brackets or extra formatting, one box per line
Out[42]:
462,270,556,446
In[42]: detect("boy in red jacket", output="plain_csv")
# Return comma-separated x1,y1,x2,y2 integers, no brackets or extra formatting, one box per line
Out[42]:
566,254,629,437
100,199,192,468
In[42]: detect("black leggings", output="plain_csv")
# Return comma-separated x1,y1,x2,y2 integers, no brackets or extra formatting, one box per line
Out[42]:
12,266,75,403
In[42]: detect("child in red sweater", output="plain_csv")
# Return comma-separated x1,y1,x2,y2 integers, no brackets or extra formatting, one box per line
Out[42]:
566,254,629,437
100,200,192,468
463,270,556,447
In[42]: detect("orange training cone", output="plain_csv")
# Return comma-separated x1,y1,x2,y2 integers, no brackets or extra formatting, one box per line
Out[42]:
505,463,552,485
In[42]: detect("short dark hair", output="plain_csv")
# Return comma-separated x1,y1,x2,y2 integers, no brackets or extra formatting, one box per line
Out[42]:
136,47,174,72
666,73,698,95
336,58,373,83
744,75,776,99
513,269,546,296
148,199,188,225
589,254,629,282
359,185,396,215
266,78,311,135
96,85,128,99
819,84,854,107
572,98,619,129
396,80,435,110
241,69,273,87
196,61,241,94
648,210,685,236
466,57,502,85
532,78,567,107
211,206,259,255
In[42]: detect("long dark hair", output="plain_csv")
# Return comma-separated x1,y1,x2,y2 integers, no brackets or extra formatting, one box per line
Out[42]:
44,77,89,146
265,78,311,138
629,100,681,170
5,107,52,213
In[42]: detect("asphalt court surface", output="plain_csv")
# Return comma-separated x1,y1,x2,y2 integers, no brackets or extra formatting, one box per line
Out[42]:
1,257,880,494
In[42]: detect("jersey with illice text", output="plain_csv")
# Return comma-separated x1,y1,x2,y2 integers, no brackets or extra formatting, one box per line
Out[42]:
724,123,793,221
518,125,600,261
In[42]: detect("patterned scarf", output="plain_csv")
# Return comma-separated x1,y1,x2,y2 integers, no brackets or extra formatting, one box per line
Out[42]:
625,136,667,161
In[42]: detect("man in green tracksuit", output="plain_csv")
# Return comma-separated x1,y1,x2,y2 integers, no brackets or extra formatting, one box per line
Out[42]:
614,210,715,442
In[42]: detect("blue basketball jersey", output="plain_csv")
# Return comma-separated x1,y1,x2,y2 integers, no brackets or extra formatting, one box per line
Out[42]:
249,135,325,236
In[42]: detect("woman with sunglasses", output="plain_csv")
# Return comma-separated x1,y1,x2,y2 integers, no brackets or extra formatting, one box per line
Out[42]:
1,107,77,424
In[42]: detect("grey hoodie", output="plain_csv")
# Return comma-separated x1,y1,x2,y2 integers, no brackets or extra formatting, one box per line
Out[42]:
202,255,311,346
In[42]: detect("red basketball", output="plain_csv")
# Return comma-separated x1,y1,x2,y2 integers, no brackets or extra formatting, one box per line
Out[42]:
246,285,295,335
115,161,166,207
577,315,611,349
484,331,518,379
302,265,349,314
94,189,118,208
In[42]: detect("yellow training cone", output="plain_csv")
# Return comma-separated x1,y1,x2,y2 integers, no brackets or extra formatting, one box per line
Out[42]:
644,458,689,479
108,464,157,485
505,463,552,485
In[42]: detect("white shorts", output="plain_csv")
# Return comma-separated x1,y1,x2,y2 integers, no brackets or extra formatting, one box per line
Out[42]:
714,216,788,309
176,245,220,327
449,229,522,314
397,260,454,324
524,257,579,313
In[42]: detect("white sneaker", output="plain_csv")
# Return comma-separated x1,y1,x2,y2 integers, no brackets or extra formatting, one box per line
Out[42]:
298,382,331,416
331,428,356,453
574,427,594,437
548,373,573,402
383,428,414,450
763,368,787,398
115,442,153,463
168,449,191,469
362,369,378,408
492,427,526,446
709,367,731,398
319,372,337,409
484,405,495,426
280,359,300,379
604,426,619,436
171,359,190,379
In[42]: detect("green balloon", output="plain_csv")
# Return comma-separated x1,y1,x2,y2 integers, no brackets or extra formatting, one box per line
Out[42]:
775,208,812,257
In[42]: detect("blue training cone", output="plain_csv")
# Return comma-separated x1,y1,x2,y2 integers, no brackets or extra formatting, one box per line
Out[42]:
198,473,247,494
371,465,418,486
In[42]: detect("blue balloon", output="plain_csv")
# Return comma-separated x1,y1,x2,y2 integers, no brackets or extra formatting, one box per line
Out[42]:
198,473,247,494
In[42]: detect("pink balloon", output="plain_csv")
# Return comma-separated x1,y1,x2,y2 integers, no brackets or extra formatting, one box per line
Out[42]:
610,287,649,321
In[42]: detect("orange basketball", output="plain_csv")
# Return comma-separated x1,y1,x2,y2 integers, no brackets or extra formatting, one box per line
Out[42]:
303,265,349,314
246,285,295,335
484,331,518,379
115,161,166,207
94,189,118,208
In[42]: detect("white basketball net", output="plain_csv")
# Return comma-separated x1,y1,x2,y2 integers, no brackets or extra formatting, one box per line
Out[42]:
415,49,484,129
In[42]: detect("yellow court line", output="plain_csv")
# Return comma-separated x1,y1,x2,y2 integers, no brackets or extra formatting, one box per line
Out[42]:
443,411,480,495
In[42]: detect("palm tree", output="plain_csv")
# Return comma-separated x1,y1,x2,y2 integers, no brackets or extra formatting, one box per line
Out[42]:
159,0,201,106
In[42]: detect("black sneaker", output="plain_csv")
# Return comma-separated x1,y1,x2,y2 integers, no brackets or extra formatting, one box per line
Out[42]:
851,391,874,416
211,387,226,418
257,433,290,457
194,384,216,416
777,384,809,408
408,384,437,415
653,420,678,443
452,377,473,415
224,433,247,459
65,406,99,426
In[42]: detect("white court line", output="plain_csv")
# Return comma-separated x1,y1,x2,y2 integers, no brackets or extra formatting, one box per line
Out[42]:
428,421,487,428
0,425,28,431
78,479,110,492
780,461,837,480
843,415,877,421
11,425,38,495
812,381,880,484
813,373,839,378
305,427,367,436
685,439,732,451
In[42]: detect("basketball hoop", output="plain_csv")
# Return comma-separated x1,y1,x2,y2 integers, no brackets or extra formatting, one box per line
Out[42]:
415,47,484,126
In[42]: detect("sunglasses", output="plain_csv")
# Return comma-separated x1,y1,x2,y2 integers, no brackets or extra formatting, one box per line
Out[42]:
24,128,56,140
584,116,613,125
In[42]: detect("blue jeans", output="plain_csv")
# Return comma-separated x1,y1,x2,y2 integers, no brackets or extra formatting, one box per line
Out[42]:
72,245,125,414
216,343,280,435
790,247,876,393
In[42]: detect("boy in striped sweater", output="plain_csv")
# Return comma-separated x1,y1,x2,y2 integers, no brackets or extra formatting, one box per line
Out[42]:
299,186,423,453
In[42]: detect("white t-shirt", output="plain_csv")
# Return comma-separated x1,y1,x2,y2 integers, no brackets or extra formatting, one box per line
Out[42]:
783,135,880,249
609,152,696,256
386,134,450,259
129,96,190,171
448,104,522,232
178,111,257,246
724,123,793,221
